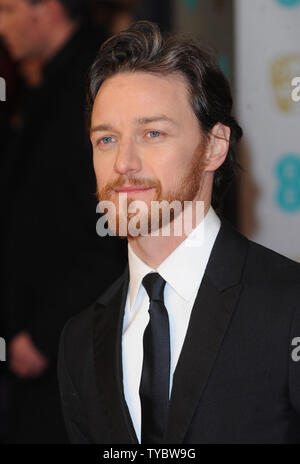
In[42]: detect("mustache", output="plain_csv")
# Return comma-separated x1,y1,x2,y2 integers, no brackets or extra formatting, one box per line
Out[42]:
97,175,162,200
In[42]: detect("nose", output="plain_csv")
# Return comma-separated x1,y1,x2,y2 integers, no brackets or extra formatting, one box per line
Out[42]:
114,137,142,176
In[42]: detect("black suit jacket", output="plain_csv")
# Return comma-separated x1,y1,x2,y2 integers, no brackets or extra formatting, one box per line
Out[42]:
57,215,300,444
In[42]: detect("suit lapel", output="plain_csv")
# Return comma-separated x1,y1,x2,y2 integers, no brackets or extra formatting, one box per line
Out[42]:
164,217,249,443
93,265,139,444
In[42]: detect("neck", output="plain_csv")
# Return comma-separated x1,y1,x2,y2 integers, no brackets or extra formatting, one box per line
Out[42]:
129,197,212,269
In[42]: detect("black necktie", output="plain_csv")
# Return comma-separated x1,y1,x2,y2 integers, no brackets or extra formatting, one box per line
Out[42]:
139,272,171,444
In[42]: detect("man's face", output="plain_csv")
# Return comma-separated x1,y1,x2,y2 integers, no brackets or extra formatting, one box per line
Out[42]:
90,71,209,237
0,0,44,60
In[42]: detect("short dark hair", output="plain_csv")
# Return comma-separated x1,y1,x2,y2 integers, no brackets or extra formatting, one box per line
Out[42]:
87,20,243,209
28,0,87,19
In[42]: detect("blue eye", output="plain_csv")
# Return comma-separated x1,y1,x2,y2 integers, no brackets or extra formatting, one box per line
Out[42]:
148,130,161,138
100,136,114,144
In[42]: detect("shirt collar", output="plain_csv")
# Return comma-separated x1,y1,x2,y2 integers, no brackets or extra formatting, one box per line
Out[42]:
128,244,154,311
127,205,221,310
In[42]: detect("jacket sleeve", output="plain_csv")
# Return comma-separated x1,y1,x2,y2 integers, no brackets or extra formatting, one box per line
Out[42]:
57,317,93,444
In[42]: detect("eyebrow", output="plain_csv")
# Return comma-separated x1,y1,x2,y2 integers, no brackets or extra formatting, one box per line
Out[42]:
90,114,178,134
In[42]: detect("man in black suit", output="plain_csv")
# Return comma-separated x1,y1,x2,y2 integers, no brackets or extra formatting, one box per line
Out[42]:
57,21,300,444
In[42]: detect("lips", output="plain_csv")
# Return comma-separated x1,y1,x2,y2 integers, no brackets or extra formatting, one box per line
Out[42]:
114,186,154,193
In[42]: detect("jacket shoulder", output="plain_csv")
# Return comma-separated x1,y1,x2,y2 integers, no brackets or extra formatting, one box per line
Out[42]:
245,237,300,284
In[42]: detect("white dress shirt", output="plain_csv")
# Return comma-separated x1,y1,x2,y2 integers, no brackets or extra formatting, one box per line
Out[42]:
121,205,221,443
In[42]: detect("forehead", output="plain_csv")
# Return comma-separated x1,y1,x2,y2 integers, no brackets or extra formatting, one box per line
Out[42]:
91,71,195,124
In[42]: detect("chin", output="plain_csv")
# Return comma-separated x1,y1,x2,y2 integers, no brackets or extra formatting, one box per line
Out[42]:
8,48,24,62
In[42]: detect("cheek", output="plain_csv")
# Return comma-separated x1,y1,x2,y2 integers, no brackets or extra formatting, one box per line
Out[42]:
16,10,31,32
93,152,113,170
156,149,186,181
5,17,20,40
93,154,114,185
13,19,32,49
145,144,181,175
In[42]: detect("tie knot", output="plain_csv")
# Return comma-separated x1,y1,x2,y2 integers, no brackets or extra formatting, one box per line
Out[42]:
142,272,166,302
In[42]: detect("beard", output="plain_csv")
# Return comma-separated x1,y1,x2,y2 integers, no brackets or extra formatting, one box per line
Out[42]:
96,140,208,239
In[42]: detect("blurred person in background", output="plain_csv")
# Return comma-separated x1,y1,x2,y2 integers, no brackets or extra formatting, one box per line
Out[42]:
0,38,22,444
0,0,127,443
91,0,134,36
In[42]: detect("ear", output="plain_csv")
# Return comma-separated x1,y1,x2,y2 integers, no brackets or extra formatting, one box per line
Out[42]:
204,123,230,172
